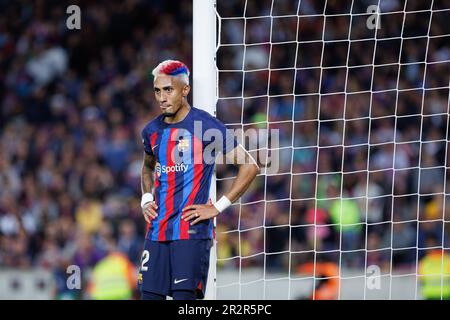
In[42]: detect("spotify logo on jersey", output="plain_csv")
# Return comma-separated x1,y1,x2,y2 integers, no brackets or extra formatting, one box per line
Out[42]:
155,162,188,177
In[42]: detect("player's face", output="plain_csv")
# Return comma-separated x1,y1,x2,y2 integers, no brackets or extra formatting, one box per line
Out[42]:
153,74,190,117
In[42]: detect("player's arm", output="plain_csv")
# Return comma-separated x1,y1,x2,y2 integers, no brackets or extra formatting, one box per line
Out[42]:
221,143,260,203
182,144,259,225
141,152,158,224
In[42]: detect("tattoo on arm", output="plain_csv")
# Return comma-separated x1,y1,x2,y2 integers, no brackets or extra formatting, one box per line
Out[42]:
141,153,156,194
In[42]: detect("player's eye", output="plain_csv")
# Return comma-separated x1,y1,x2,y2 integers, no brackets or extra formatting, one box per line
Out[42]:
165,87,173,93
154,89,161,94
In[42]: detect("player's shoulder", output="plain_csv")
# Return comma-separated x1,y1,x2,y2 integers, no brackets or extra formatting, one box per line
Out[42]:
191,106,225,128
142,114,165,135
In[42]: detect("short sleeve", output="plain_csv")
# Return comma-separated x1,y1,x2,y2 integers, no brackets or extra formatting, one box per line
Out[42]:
209,116,238,155
141,128,153,156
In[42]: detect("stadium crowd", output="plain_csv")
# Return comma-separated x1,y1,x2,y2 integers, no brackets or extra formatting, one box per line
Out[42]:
0,0,449,298
0,0,192,297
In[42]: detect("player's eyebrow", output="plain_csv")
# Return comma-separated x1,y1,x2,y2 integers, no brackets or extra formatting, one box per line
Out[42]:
154,85,173,91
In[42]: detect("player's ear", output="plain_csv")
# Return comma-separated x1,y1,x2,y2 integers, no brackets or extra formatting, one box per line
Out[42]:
182,84,190,97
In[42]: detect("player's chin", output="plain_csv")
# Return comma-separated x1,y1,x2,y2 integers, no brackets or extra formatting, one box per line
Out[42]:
163,111,175,117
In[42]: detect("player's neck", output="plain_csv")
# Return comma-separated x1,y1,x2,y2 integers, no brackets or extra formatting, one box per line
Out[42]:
163,103,191,124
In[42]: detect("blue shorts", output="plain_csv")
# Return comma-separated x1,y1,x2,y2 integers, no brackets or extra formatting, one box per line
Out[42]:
138,239,212,299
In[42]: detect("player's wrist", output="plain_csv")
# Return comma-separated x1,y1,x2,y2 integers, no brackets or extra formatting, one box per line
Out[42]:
213,195,232,213
141,193,154,209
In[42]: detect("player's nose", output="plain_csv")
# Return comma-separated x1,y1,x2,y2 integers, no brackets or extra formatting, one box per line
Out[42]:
159,93,168,103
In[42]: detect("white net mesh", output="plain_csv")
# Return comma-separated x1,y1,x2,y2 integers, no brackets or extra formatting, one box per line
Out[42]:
214,0,450,299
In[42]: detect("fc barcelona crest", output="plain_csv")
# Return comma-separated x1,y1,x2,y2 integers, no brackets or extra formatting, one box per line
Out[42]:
178,138,190,152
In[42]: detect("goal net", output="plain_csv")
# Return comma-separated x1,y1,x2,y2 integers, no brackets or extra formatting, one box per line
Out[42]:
212,0,450,299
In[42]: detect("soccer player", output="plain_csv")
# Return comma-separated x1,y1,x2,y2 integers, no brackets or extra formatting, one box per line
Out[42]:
138,60,259,300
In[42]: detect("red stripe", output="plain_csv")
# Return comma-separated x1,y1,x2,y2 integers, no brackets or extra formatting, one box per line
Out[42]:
180,135,203,239
150,132,158,152
145,223,151,238
158,128,177,241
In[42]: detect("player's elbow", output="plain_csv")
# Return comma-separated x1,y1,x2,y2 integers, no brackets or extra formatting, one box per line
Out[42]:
238,162,259,181
249,162,260,178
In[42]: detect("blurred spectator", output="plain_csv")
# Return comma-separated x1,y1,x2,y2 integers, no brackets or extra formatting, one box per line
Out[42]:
418,238,450,300
117,219,142,265
327,185,362,253
72,229,104,270
94,221,115,257
304,206,334,251
87,244,137,300
75,199,103,235
297,260,339,300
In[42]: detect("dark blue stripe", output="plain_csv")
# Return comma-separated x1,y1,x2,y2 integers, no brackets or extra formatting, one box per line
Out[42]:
152,129,170,241
173,130,194,239
192,162,214,238
194,163,213,204
165,129,183,240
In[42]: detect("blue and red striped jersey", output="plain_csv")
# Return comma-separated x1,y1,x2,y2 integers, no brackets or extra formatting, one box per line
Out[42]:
141,106,238,241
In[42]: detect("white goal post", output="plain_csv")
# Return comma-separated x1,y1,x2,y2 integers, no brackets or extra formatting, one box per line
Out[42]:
193,0,218,300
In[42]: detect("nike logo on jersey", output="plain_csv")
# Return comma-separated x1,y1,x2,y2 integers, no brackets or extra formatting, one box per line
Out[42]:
152,144,159,150
174,278,188,284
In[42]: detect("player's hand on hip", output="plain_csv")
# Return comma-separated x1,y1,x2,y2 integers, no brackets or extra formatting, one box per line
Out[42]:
181,202,219,225
142,202,158,224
